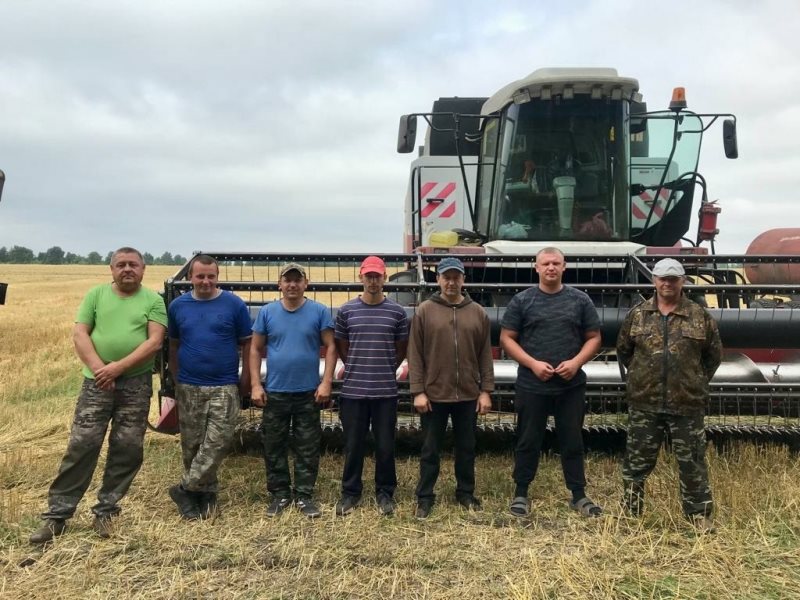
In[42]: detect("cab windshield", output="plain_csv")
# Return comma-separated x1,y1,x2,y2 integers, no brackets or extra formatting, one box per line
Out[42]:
630,111,703,236
479,97,629,242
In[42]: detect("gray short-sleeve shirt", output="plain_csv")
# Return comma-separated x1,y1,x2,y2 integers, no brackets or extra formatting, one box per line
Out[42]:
502,286,600,394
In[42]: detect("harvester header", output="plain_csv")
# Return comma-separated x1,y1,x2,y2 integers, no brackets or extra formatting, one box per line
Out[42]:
156,251,800,450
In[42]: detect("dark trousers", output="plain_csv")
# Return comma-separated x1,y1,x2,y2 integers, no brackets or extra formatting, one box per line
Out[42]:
512,385,587,493
622,408,713,516
416,399,477,502
260,391,320,500
339,397,398,499
42,374,151,520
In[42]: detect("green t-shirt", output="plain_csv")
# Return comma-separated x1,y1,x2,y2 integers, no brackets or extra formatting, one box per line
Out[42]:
76,284,168,379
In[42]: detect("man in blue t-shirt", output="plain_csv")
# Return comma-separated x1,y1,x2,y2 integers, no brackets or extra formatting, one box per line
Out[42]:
333,256,408,517
167,255,252,520
500,247,603,519
249,262,336,518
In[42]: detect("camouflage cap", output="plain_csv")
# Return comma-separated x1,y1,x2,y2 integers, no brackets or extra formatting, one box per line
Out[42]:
279,262,307,278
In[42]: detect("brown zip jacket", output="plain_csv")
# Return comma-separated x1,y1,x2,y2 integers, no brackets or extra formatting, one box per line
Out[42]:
407,292,495,402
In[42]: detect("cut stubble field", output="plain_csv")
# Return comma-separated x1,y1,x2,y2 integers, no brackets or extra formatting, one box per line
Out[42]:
1,264,799,599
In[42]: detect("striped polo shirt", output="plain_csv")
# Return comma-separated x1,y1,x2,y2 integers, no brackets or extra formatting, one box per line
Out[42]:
334,296,409,399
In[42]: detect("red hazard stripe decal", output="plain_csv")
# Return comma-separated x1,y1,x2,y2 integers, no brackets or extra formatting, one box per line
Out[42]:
420,182,457,218
439,201,456,218
635,192,665,219
420,182,436,198
435,182,456,199
420,202,439,217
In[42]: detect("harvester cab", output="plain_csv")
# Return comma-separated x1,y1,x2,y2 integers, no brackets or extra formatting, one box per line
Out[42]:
398,68,737,259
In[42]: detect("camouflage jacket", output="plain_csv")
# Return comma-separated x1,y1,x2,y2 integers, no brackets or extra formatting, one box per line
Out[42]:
616,295,722,415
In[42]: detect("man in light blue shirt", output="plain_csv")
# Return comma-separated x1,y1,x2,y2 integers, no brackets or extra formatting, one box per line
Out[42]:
249,263,336,518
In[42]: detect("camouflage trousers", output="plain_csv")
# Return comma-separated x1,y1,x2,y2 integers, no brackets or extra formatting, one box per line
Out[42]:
260,391,321,500
622,408,713,517
42,374,152,520
177,383,240,493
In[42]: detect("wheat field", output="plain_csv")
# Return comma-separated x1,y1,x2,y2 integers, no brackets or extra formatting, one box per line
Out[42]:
1,264,799,599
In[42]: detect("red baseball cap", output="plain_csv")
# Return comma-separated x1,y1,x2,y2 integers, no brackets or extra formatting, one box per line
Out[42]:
359,256,386,275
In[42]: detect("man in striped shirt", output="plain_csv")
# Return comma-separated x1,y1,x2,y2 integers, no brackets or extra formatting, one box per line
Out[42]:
334,256,409,516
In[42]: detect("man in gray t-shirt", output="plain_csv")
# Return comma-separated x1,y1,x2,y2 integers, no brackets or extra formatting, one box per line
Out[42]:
500,247,602,519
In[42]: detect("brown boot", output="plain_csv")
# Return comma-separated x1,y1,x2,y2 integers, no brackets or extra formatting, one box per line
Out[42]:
29,519,66,544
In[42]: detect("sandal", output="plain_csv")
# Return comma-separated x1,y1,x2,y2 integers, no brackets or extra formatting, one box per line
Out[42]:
509,496,529,518
570,497,603,518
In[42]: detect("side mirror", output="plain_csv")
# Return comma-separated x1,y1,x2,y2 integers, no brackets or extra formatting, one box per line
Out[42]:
630,101,648,135
723,119,738,159
397,115,417,154
0,169,5,203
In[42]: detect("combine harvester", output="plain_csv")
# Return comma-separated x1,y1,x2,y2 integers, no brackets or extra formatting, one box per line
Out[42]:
157,68,800,451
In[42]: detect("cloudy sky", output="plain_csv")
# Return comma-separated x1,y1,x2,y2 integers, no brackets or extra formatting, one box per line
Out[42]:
0,0,798,257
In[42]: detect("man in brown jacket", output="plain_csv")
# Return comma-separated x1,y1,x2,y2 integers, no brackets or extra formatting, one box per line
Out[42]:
408,257,494,519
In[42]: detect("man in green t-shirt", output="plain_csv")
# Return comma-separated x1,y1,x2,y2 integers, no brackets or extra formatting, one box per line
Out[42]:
30,247,167,544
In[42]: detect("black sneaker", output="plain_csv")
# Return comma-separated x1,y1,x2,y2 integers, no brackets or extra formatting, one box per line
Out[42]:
199,492,218,519
415,499,433,520
168,485,201,520
335,495,360,517
29,519,66,544
376,495,396,516
296,498,322,518
456,495,482,511
266,497,292,517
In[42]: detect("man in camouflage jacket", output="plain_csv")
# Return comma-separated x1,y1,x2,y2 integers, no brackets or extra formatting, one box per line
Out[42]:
616,258,722,529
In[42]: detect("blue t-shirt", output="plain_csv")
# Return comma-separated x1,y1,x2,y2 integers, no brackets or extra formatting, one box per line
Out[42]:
168,291,253,386
335,297,409,399
252,299,334,393
502,285,601,394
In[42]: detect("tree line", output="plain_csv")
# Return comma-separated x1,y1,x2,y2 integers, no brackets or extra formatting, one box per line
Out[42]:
0,246,187,265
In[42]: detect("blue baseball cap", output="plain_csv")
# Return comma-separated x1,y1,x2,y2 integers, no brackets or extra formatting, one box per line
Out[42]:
437,257,465,274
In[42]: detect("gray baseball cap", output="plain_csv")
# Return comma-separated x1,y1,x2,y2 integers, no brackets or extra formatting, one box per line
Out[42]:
651,258,685,277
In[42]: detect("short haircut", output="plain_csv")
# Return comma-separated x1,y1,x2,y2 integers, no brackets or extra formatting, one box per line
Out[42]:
111,247,144,264
189,254,219,276
536,246,565,261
